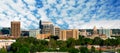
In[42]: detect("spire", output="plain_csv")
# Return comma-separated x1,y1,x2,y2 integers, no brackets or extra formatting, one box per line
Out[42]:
39,20,42,29
93,26,97,34
93,26,97,30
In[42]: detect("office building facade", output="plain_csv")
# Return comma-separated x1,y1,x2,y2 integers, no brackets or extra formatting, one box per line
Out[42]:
39,20,55,35
55,26,60,36
98,29,111,37
0,27,10,35
111,29,120,36
29,29,40,38
36,33,51,40
60,29,79,41
11,21,21,37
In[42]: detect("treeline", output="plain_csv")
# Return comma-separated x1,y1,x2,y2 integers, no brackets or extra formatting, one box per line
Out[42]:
76,36,120,46
4,36,120,53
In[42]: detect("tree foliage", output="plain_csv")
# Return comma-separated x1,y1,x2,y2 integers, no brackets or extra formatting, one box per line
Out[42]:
9,36,120,53
79,47,89,53
0,47,7,53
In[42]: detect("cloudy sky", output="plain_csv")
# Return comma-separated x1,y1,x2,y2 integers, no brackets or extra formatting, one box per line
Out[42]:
0,0,120,29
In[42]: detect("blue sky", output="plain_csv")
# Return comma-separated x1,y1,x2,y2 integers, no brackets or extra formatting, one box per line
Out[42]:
0,0,120,29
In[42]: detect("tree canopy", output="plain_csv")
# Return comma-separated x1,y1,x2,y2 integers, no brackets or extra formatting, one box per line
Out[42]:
8,36,120,53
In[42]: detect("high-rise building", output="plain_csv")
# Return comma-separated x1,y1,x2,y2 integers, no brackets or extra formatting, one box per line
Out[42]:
39,20,54,35
60,29,79,41
11,21,20,37
55,26,60,36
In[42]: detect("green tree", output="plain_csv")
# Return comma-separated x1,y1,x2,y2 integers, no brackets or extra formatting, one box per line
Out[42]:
117,49,120,53
30,45,37,53
40,40,48,46
48,39,57,50
0,47,7,53
93,37,102,45
16,47,29,53
68,48,79,53
59,47,68,52
58,41,67,52
78,36,85,45
79,47,89,53
84,38,92,45
66,38,75,48
56,40,66,48
36,44,46,52
104,38,111,46
91,46,95,53
10,42,30,53
10,42,22,53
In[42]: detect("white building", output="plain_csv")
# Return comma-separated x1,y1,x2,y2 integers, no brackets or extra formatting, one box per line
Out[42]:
99,29,111,38
0,40,16,49
29,29,40,38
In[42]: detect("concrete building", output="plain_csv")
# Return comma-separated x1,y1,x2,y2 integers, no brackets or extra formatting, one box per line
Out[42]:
86,29,93,35
36,33,51,40
79,29,87,37
60,29,79,41
29,29,40,38
21,30,29,36
0,40,16,49
79,29,94,37
0,27,10,35
111,29,120,36
55,26,60,36
39,20,54,35
87,34,107,40
98,29,111,38
11,21,21,38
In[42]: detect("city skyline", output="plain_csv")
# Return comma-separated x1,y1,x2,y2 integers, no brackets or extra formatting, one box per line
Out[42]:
0,0,120,30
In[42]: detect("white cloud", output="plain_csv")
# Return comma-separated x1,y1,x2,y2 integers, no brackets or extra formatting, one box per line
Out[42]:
0,0,119,30
0,0,38,29
56,19,64,24
38,9,49,21
81,20,120,29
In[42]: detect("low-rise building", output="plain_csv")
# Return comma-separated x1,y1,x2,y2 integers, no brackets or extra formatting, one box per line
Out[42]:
98,29,111,38
36,33,51,40
79,29,87,37
0,40,16,49
87,34,107,40
21,30,29,36
29,29,40,38
0,27,10,35
111,29,120,37
60,29,79,41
